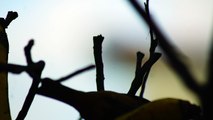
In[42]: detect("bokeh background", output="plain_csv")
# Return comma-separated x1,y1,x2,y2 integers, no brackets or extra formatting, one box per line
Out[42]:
1,0,213,120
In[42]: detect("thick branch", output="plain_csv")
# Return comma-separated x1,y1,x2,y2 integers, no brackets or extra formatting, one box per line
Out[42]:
0,63,26,74
0,11,18,120
37,78,149,120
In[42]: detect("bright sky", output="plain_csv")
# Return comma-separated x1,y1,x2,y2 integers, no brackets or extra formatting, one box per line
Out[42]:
1,0,213,120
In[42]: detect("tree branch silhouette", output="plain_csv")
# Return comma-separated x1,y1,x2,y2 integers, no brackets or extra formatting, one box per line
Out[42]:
37,78,149,120
128,0,161,97
129,0,200,96
56,65,95,83
128,52,144,96
140,0,159,97
0,11,18,120
128,52,161,96
93,35,105,91
16,40,45,120
0,4,205,119
0,40,95,120
129,0,213,119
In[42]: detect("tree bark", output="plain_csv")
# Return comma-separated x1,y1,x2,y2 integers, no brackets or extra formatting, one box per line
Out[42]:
0,18,11,120
0,11,18,120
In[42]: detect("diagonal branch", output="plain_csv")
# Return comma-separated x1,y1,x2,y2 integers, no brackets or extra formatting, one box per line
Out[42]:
56,64,95,83
4,11,18,28
93,35,105,91
139,0,159,97
128,52,161,96
16,40,45,120
128,52,144,96
129,0,200,94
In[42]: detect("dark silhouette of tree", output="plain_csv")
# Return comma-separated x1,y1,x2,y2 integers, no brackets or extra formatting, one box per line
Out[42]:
129,0,213,119
0,11,18,120
37,78,149,120
0,0,207,119
128,0,161,97
1,35,201,120
1,38,150,120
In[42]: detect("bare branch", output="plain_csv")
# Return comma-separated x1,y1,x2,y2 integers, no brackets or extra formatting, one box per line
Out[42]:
24,40,34,64
129,0,200,94
93,35,105,91
0,11,18,120
56,65,95,83
16,41,45,120
139,0,159,97
128,53,161,96
0,63,26,74
128,52,144,96
5,11,18,28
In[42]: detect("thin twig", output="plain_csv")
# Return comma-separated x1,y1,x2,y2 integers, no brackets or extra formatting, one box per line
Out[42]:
128,52,144,96
139,0,159,97
93,35,105,91
56,65,95,83
129,0,200,94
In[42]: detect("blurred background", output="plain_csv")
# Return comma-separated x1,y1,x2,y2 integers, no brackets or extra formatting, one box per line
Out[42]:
1,0,213,119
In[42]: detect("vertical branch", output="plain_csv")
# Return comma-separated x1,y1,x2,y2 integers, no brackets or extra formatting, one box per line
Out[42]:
129,0,200,94
16,40,45,120
128,52,144,96
128,1,161,97
140,0,159,97
0,11,18,120
129,1,213,119
93,35,105,91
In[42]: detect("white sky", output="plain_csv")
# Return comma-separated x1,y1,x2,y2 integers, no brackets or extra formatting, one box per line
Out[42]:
1,0,213,120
